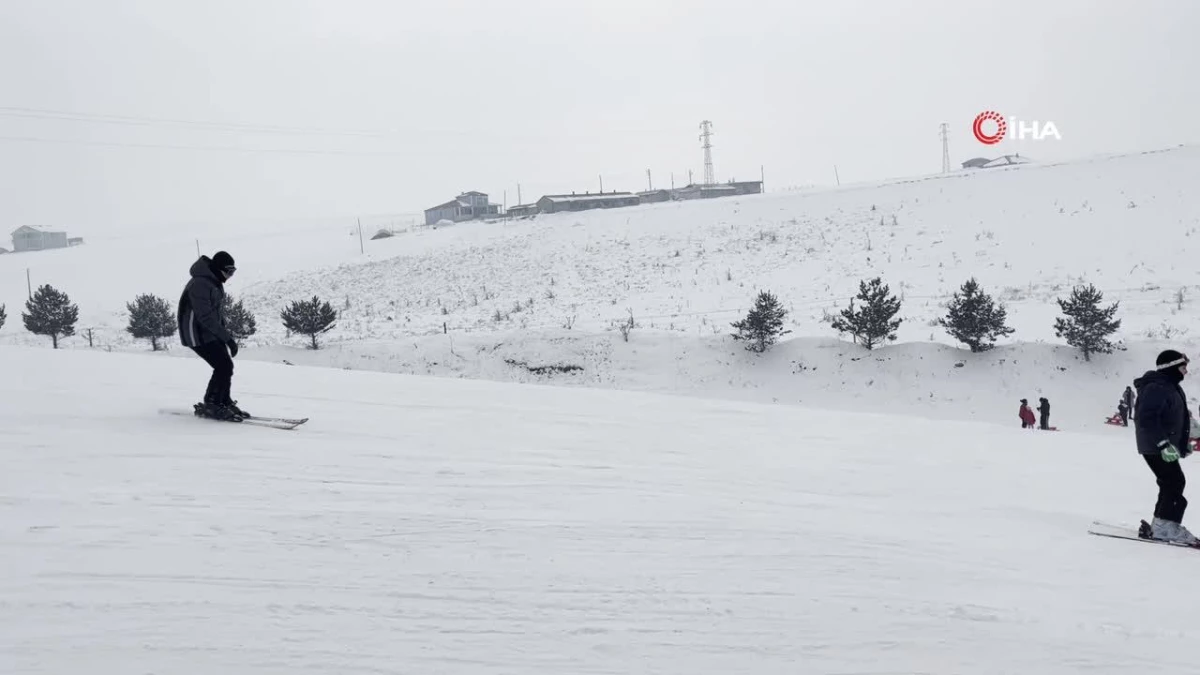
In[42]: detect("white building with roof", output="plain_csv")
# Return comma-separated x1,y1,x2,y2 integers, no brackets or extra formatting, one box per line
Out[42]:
11,225,69,252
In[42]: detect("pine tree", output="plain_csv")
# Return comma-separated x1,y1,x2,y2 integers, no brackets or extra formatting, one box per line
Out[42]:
1054,283,1120,361
0,304,6,331
22,284,79,349
125,293,176,351
280,295,338,350
830,277,902,350
938,277,1015,352
730,290,790,353
221,294,258,343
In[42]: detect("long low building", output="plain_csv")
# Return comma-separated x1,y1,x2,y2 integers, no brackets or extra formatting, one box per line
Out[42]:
536,192,641,214
503,180,764,218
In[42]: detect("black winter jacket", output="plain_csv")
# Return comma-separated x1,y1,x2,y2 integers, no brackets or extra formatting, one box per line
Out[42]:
1133,369,1191,457
178,256,233,347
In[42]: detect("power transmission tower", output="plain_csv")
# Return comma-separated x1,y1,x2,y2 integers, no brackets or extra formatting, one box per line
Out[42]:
699,120,715,185
940,122,951,173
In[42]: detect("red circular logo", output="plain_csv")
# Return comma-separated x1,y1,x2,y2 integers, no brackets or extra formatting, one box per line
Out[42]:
973,111,1006,145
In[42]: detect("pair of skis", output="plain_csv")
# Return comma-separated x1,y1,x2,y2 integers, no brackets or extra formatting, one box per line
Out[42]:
160,406,308,431
1088,520,1200,550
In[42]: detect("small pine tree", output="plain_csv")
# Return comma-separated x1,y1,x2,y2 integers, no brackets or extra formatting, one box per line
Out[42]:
125,293,176,351
1054,283,1120,361
0,303,6,331
22,284,79,349
280,295,338,350
938,278,1015,352
830,277,902,350
730,290,789,352
221,294,258,343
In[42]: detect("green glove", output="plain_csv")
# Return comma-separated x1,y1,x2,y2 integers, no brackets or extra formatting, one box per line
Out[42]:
1159,440,1181,462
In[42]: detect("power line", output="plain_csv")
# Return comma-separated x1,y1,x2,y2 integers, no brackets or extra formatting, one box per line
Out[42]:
0,105,383,137
0,134,414,156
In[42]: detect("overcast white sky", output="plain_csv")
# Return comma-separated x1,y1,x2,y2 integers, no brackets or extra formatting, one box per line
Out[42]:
0,0,1196,230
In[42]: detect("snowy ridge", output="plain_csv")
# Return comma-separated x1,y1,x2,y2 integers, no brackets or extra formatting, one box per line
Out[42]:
1,146,1199,432
4,345,1199,674
3,145,1199,353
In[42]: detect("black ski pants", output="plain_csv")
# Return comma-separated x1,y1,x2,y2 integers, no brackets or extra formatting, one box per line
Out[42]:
1144,453,1187,523
191,341,233,404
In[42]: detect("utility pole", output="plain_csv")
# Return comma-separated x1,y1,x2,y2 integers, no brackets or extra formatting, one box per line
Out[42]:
940,122,951,173
688,169,693,185
834,165,841,186
357,217,364,254
195,239,200,256
699,120,715,185
671,172,675,189
26,268,31,300
760,165,765,193
503,190,507,219
517,183,522,205
647,169,652,191
599,175,603,193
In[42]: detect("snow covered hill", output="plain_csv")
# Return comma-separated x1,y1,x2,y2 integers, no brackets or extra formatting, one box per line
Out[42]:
3,345,1197,674
5,146,1199,350
241,145,1200,344
2,145,1199,429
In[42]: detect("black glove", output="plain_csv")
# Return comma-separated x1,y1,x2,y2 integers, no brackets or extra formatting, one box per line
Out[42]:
226,340,239,358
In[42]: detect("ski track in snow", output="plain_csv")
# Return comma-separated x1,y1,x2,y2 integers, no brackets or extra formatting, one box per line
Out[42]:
3,348,1200,674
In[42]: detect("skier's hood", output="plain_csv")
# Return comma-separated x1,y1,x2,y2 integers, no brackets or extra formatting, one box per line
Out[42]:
1134,369,1183,391
189,256,220,283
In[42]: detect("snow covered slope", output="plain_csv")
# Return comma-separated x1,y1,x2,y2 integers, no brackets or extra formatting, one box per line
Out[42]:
2,146,1199,431
237,146,1200,344
3,146,1199,351
2,345,1198,673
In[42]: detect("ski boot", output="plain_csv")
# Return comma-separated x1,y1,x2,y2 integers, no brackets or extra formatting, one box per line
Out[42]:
194,400,241,422
1144,517,1200,545
223,398,250,419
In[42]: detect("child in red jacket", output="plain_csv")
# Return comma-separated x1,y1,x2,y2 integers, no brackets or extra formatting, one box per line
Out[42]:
1019,399,1036,428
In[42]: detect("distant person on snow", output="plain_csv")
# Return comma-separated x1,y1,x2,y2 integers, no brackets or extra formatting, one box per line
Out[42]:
177,250,247,421
1019,399,1036,429
1038,397,1050,430
1118,399,1130,427
1122,386,1135,425
1133,349,1197,544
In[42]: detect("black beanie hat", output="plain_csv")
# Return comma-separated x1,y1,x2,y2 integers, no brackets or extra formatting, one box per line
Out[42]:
1156,349,1188,370
211,251,234,269
209,251,235,282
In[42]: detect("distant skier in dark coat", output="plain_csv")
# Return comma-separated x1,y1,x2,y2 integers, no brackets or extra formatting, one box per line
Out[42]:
177,251,247,420
1019,399,1036,428
1133,349,1196,544
1037,397,1050,430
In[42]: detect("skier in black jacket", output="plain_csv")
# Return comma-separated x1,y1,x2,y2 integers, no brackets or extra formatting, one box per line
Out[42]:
1122,386,1135,425
1133,349,1196,544
177,251,247,420
1037,397,1050,430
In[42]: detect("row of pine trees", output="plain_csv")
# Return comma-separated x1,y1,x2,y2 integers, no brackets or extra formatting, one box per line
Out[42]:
730,276,1122,361
0,284,340,350
0,278,1125,359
